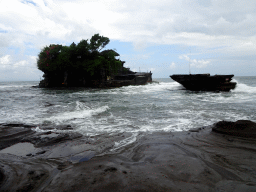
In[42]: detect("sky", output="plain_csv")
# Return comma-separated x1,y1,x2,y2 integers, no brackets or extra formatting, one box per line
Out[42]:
0,0,256,81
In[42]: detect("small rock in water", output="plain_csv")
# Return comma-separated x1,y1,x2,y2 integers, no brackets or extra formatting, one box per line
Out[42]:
36,150,46,155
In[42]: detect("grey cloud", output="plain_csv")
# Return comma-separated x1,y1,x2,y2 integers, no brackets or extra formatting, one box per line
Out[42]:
0,0,256,80
0,34,11,48
0,54,42,81
109,0,256,43
3,0,256,49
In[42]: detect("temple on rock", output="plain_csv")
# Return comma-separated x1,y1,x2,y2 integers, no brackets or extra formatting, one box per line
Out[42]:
37,35,152,88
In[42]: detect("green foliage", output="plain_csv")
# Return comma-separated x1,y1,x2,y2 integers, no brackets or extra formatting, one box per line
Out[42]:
37,44,62,72
89,34,110,52
76,39,89,57
56,46,72,71
37,34,122,78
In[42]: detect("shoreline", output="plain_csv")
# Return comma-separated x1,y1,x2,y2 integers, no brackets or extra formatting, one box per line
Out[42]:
1,121,256,191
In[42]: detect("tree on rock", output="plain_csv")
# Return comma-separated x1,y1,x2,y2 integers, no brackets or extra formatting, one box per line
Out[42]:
89,34,110,52
37,34,123,87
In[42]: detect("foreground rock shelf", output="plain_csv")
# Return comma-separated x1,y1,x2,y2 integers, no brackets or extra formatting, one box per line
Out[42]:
0,120,256,191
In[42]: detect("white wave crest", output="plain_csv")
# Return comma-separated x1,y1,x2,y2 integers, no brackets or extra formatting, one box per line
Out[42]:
71,81,181,96
112,81,181,95
46,102,109,123
232,80,256,93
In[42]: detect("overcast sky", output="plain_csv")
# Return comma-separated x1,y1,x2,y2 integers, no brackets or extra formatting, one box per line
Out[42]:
0,0,256,81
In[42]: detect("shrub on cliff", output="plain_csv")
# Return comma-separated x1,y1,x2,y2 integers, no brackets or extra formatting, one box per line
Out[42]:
37,34,122,78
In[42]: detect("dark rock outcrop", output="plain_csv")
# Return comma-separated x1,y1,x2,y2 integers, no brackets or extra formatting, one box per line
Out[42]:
39,67,152,88
212,120,256,138
1,121,256,191
0,124,36,150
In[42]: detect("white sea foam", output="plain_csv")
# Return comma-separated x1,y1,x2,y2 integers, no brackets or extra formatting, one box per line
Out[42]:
1,78,256,152
72,82,181,96
111,132,138,151
0,84,32,89
141,82,182,92
32,126,48,133
45,101,109,124
139,125,155,132
232,80,256,94
75,116,134,136
117,82,181,95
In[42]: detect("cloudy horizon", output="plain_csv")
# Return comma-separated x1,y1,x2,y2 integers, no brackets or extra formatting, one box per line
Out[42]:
0,0,256,81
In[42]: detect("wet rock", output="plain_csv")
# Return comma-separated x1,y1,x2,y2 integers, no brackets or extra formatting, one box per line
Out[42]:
189,128,201,132
22,132,83,147
16,183,34,192
0,169,4,186
0,123,36,128
1,121,256,192
28,171,35,175
0,125,36,150
57,161,72,170
38,126,54,130
55,125,73,130
36,150,46,155
40,125,73,130
44,102,54,107
104,167,117,172
212,120,256,138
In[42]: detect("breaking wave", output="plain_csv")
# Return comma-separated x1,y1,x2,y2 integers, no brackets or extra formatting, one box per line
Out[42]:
46,101,109,124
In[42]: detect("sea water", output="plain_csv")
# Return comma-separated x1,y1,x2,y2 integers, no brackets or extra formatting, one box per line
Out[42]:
1,77,256,145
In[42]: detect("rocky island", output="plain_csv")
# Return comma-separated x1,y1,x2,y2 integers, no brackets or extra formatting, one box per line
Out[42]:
1,120,256,191
37,34,152,88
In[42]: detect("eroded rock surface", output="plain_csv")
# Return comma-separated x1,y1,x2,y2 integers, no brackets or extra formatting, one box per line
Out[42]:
0,121,256,191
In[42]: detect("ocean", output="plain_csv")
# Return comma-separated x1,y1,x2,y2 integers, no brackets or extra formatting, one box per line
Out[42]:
1,77,256,149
